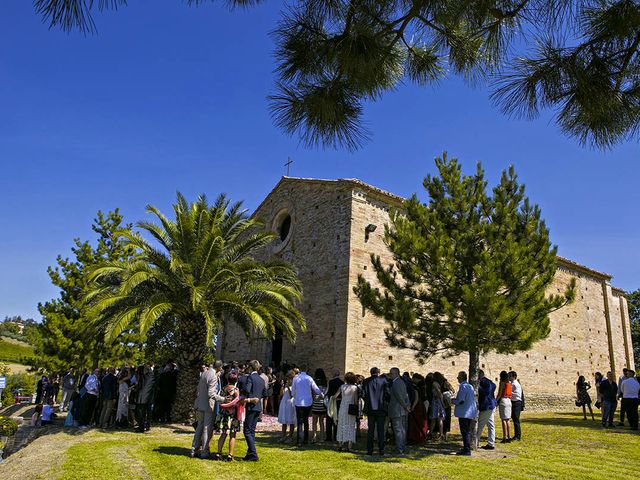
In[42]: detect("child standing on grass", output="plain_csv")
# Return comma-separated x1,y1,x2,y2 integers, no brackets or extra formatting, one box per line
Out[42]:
278,372,297,443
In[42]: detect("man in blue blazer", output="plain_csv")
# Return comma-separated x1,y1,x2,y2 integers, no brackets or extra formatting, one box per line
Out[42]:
242,359,267,461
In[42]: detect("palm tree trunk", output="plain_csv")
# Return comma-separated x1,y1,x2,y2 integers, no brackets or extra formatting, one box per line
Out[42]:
171,316,208,422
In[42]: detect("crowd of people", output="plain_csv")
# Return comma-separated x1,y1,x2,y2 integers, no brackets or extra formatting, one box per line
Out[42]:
190,360,529,459
575,368,640,430
29,362,178,430
26,358,640,462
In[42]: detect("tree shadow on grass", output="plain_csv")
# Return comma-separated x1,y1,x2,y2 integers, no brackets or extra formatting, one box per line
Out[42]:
143,422,196,435
254,430,467,462
526,412,640,435
154,445,193,457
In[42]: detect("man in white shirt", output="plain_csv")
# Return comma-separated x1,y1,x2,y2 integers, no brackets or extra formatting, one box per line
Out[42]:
617,368,629,426
291,364,322,447
509,371,524,441
79,368,101,428
619,370,639,431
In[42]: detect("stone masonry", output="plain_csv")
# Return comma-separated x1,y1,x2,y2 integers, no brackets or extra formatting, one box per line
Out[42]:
217,177,635,405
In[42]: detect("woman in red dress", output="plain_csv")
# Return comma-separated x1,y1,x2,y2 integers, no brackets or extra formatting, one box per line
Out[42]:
408,373,429,443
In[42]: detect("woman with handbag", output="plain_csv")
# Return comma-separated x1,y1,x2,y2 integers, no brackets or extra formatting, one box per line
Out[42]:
496,370,513,443
576,375,595,420
333,371,359,452
311,369,328,443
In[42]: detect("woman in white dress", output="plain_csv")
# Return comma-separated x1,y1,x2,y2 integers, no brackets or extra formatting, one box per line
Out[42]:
333,372,359,452
116,367,131,428
278,372,297,443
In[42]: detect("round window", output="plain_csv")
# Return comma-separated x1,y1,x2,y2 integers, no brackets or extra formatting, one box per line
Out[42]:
278,214,291,241
272,208,293,253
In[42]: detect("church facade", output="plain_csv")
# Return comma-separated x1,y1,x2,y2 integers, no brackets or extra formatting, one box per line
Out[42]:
217,177,635,404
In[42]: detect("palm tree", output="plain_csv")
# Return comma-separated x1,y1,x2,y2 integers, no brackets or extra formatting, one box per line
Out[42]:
86,193,305,420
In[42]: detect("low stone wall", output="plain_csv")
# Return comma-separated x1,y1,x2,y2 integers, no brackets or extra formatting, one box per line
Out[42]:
524,393,576,412
2,422,52,459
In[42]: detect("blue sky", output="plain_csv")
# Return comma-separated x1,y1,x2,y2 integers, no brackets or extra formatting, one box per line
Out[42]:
1,1,638,321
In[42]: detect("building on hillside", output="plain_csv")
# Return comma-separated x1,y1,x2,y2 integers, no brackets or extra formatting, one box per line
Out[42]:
217,177,635,406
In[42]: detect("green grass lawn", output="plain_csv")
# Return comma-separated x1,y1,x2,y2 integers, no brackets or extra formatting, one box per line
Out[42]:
0,337,34,364
1,411,638,480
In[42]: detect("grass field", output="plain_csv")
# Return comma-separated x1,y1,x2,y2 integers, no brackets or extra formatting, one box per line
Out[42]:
1,411,638,480
2,363,31,374
0,337,34,364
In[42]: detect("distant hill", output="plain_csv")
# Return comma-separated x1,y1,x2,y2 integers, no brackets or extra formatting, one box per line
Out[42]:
0,336,35,364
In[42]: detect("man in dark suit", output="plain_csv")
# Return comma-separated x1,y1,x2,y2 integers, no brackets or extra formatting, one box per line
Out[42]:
362,367,388,456
325,369,344,441
99,367,118,428
242,359,267,461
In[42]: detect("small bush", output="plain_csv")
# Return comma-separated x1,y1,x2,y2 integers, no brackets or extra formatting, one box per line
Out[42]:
7,373,37,397
1,389,16,407
0,417,18,437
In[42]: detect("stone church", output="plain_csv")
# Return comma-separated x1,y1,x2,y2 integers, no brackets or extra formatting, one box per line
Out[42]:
217,177,635,404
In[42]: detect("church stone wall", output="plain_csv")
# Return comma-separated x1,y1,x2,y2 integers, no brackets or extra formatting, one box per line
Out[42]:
217,177,633,408
343,184,633,401
217,179,354,371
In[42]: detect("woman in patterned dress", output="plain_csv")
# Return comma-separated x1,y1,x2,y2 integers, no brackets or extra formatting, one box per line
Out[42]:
576,375,595,421
429,374,446,440
216,372,241,461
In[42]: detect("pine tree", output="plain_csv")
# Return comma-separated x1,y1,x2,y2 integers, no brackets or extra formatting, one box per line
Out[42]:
355,153,576,385
31,210,143,373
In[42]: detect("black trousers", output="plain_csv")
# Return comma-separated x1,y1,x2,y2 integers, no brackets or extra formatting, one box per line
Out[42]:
459,418,472,453
367,412,386,454
79,394,98,426
136,403,151,431
511,400,523,439
621,398,639,429
326,417,336,441
296,406,312,445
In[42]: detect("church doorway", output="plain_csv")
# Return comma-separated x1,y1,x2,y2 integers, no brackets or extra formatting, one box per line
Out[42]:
271,327,283,367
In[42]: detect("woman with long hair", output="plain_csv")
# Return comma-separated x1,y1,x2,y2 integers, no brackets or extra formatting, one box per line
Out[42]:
429,372,446,440
333,371,359,453
216,372,241,461
408,373,429,443
116,367,131,428
439,373,455,441
311,368,328,443
497,370,513,443
576,375,595,421
594,372,603,410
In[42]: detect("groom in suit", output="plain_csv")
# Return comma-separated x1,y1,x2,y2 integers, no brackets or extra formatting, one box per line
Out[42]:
362,367,389,456
242,359,267,461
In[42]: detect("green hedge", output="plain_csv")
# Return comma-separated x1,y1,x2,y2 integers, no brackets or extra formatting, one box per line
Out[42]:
1,389,16,407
